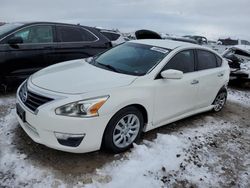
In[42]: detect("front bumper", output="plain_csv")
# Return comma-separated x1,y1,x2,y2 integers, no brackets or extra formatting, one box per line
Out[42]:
16,96,112,153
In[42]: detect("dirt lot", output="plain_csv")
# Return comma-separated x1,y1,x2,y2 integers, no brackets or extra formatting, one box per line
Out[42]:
0,82,249,187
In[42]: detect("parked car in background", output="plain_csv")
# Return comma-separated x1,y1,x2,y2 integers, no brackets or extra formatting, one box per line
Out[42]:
218,38,250,46
183,35,208,45
16,40,229,153
166,36,198,44
222,45,250,80
121,29,162,41
208,38,250,54
0,22,112,87
135,29,162,39
97,29,126,46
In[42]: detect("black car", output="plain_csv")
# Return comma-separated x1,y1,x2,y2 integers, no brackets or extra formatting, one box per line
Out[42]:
0,22,112,87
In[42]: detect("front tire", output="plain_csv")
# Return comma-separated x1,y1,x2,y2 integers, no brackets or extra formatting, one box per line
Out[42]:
103,106,144,153
212,90,227,112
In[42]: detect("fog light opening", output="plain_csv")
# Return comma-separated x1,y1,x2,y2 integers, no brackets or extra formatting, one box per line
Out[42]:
54,132,85,147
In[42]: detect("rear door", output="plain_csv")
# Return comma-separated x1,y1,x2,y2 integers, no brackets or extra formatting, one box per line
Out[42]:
1,24,56,80
195,49,226,108
55,25,105,62
153,50,199,126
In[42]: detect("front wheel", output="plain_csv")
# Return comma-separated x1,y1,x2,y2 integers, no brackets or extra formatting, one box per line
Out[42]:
212,90,227,112
103,107,144,153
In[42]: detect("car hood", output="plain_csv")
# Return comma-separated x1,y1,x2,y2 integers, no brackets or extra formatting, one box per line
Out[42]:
31,59,137,94
135,29,162,39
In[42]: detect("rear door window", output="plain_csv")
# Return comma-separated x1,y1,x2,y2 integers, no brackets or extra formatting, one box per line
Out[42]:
162,50,195,73
197,50,217,70
57,26,97,42
101,31,120,41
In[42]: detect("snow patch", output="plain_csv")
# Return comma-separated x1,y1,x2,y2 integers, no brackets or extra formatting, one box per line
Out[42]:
86,117,249,188
228,89,250,107
0,100,64,188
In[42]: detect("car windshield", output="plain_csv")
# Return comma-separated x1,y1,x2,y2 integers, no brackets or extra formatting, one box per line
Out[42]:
90,42,170,76
0,23,23,38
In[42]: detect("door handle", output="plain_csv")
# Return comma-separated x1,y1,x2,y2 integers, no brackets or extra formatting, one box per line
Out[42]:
217,73,224,77
191,80,199,85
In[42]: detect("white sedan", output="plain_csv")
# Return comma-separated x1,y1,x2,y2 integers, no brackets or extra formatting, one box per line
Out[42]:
16,39,230,153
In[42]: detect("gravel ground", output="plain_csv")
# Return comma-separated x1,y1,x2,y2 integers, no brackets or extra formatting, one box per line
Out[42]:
0,83,249,188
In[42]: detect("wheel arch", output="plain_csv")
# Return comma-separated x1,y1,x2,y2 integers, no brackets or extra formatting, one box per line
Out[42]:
212,85,228,105
217,85,228,96
101,103,149,149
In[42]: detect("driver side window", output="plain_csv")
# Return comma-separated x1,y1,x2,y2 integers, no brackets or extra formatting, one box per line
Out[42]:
162,50,195,73
10,25,53,44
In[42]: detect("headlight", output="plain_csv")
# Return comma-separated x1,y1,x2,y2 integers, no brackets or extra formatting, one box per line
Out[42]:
55,96,109,117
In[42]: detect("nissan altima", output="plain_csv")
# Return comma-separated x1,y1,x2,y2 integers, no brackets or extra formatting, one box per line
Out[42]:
16,39,230,153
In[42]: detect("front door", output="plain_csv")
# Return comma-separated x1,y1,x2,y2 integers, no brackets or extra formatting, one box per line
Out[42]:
2,24,55,81
153,50,199,126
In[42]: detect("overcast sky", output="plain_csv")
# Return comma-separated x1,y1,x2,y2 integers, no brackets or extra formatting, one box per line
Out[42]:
1,0,250,40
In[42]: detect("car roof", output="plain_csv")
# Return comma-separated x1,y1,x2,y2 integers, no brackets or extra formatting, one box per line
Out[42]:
8,21,93,29
129,39,199,50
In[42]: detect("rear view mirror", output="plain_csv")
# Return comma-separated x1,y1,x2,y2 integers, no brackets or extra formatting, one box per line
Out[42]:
8,36,23,45
161,69,183,79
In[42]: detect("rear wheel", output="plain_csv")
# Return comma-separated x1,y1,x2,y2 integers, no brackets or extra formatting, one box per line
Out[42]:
212,90,227,112
103,106,144,153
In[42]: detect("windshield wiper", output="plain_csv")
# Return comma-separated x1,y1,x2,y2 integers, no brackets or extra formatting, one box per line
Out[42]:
97,62,121,73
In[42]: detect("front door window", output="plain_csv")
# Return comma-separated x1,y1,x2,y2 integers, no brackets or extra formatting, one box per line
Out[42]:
12,25,53,43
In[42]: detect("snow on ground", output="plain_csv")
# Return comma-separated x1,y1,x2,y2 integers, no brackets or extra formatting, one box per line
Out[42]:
0,88,249,188
86,118,249,188
228,89,250,107
0,96,65,188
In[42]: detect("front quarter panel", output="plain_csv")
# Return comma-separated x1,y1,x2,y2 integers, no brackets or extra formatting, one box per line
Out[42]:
83,83,155,132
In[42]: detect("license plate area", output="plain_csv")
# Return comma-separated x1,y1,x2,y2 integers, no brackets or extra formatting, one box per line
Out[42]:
16,103,26,123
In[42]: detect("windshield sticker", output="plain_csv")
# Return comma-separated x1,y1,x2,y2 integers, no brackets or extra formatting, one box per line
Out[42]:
150,47,169,54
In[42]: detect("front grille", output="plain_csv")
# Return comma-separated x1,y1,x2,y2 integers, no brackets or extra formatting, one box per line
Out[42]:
19,82,53,112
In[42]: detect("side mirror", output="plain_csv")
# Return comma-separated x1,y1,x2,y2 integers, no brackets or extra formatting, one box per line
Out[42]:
8,36,23,45
161,69,183,79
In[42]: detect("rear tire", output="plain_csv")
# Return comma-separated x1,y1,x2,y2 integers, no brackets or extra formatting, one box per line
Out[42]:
103,106,144,153
212,90,227,112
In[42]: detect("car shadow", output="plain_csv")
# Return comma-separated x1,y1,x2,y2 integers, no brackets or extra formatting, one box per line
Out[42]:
12,125,119,176
228,79,250,91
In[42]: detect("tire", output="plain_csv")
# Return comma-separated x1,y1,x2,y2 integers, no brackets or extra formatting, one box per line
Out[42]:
212,89,227,112
103,106,144,153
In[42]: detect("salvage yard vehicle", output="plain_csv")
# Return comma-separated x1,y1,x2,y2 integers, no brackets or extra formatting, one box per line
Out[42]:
135,29,162,39
97,29,126,46
16,39,230,153
0,22,112,87
222,45,250,80
167,36,198,44
183,35,208,45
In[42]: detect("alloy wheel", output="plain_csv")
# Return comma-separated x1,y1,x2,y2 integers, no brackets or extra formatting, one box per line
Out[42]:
112,114,140,148
213,92,226,112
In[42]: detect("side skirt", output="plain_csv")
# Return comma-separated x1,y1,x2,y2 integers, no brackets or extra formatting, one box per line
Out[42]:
144,105,214,132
